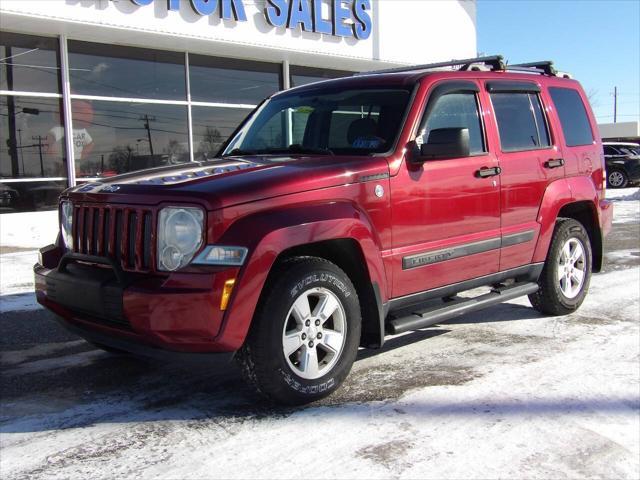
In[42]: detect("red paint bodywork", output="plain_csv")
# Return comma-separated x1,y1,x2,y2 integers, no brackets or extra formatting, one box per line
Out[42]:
35,69,612,354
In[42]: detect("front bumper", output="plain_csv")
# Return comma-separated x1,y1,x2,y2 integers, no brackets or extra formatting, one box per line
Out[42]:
35,246,240,357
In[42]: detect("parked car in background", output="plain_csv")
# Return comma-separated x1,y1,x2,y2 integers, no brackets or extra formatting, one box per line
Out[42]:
603,142,640,188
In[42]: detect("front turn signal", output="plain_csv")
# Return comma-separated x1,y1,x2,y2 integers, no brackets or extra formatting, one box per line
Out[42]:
220,279,236,311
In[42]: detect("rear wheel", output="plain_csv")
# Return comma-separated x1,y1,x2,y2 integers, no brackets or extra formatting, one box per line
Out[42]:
607,169,629,188
236,257,361,405
529,218,592,315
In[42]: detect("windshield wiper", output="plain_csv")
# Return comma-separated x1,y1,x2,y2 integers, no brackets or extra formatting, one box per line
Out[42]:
223,145,334,157
263,145,335,156
222,148,258,157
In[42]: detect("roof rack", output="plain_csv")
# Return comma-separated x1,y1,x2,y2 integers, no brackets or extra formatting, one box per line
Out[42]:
356,55,571,78
355,55,506,76
508,61,557,76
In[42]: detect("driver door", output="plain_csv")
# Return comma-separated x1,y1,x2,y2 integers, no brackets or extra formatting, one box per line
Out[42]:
390,80,501,298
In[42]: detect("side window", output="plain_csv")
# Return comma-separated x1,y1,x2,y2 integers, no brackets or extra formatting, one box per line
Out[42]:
491,92,551,151
549,87,594,147
419,93,485,155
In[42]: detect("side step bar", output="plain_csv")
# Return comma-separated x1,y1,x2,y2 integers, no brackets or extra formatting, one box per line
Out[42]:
388,282,539,335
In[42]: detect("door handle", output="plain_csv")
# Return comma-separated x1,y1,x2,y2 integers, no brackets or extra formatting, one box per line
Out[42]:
544,158,565,169
476,166,501,178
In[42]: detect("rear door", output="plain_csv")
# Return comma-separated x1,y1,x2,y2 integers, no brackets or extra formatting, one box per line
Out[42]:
484,81,564,271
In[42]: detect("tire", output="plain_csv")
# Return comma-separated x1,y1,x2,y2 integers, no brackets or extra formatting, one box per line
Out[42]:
607,169,629,188
529,218,592,316
236,257,361,405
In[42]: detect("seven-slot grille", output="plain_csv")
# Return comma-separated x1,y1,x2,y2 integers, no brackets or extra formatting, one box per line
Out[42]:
72,203,155,273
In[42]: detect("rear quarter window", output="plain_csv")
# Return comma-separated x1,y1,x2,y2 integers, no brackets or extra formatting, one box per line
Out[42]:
549,87,594,147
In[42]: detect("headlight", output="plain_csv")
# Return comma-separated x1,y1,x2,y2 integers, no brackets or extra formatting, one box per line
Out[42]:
60,201,73,250
157,207,204,271
193,246,248,266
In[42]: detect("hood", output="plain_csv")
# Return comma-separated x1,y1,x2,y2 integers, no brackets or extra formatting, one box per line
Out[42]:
65,155,390,210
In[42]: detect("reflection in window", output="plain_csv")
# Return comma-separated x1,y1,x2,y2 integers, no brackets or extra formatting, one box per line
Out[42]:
0,32,61,94
72,100,189,178
68,41,186,100
0,179,67,213
549,87,594,147
224,89,411,156
491,93,551,151
0,96,67,178
191,106,249,160
420,93,485,154
189,55,280,105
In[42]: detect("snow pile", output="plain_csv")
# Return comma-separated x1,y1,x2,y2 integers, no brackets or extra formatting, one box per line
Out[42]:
606,188,640,224
0,210,57,249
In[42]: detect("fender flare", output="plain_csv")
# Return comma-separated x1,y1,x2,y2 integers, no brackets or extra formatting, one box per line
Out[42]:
533,176,601,264
213,201,387,351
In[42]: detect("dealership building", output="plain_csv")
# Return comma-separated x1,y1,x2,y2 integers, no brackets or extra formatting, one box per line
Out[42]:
0,0,477,213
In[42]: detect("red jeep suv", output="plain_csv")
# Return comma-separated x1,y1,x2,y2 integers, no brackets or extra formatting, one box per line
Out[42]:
35,56,613,404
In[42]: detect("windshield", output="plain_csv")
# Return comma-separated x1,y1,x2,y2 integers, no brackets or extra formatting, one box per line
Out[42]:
222,87,412,158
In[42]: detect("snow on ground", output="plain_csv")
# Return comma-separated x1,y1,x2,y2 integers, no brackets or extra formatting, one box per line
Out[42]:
0,187,638,479
0,210,57,250
607,187,640,224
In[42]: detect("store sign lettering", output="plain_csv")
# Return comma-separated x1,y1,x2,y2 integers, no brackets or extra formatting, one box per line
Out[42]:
129,0,372,40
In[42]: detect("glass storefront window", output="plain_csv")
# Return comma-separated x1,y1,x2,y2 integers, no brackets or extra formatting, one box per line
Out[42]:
72,100,189,178
290,66,351,88
1,96,67,178
189,55,280,105
1,32,61,94
0,180,67,213
191,106,251,160
1,94,67,212
68,41,186,100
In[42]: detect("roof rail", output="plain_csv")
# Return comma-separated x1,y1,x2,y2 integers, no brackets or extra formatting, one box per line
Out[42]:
356,56,571,78
355,55,506,76
508,61,557,76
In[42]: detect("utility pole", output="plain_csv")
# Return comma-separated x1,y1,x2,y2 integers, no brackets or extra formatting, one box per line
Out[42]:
613,86,618,123
17,128,24,175
140,114,155,156
32,135,48,177
5,45,20,177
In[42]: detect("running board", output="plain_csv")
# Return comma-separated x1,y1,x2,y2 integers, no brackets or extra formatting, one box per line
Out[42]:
387,282,539,335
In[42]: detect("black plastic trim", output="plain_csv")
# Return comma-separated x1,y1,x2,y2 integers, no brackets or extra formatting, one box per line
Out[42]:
502,230,535,248
486,81,541,93
389,263,544,312
53,316,235,364
388,281,539,334
402,238,501,270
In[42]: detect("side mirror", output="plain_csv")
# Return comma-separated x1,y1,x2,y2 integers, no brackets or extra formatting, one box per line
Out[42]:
417,128,470,161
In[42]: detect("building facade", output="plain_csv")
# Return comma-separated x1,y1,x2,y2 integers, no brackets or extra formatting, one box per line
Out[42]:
0,0,477,212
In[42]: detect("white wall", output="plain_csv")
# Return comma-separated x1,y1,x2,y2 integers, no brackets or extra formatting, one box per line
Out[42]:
598,122,640,139
0,0,477,71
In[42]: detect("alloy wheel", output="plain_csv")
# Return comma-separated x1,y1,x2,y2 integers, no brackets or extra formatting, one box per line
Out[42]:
557,237,586,299
282,287,347,380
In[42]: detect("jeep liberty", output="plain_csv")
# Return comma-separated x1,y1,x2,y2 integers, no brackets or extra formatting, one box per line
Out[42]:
35,56,613,404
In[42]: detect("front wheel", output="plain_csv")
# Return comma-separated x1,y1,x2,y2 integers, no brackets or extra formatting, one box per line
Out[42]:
236,257,361,405
529,218,592,315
